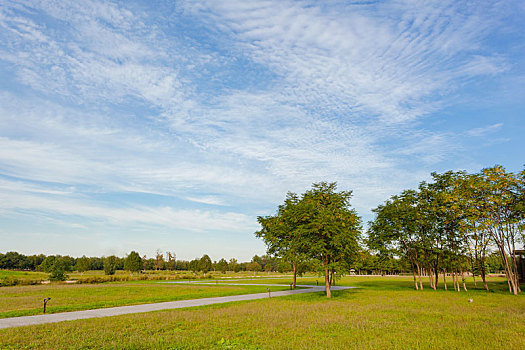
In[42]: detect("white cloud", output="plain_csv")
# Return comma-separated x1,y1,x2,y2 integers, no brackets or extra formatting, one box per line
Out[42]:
466,123,503,137
0,181,257,233
0,0,520,257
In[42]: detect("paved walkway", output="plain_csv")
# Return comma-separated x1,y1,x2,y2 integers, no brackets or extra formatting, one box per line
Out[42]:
0,284,353,329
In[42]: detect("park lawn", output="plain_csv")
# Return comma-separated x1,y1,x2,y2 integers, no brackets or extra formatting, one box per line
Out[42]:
0,270,47,281
0,282,290,318
0,277,524,349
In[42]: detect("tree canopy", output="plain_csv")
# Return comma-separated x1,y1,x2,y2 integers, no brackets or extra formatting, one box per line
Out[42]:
256,182,361,297
124,251,143,274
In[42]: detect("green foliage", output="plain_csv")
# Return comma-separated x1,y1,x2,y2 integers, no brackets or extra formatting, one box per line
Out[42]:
216,258,228,273
75,256,90,273
124,251,143,274
368,166,525,294
188,259,200,273
246,262,261,272
199,254,212,273
103,256,118,275
49,260,68,281
229,258,241,272
39,256,58,273
256,182,361,294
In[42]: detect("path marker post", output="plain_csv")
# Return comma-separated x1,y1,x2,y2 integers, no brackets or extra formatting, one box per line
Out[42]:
43,297,51,314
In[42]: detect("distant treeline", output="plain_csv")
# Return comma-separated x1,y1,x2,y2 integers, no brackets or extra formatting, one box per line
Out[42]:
0,250,506,276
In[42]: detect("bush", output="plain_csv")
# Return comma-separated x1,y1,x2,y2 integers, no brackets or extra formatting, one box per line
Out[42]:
49,268,68,281
49,260,69,281
104,256,118,275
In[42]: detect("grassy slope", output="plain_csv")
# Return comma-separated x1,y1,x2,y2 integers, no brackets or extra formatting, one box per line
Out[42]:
0,276,523,349
0,282,289,318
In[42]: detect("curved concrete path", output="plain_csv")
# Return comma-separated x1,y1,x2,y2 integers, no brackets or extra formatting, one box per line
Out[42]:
0,284,353,329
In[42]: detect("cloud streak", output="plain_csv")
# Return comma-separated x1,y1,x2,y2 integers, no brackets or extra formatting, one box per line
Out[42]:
0,0,522,258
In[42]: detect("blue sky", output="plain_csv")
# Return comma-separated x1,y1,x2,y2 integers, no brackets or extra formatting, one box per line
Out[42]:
0,0,524,261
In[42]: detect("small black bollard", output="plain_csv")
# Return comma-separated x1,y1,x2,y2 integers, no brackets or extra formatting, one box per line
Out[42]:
316,280,318,286
267,288,271,298
290,283,293,290
43,297,51,314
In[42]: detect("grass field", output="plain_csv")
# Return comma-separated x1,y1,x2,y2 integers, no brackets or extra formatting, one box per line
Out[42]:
1,276,524,349
0,281,290,318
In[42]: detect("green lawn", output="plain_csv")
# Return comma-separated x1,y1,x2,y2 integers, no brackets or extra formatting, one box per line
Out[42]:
0,281,290,318
1,276,524,349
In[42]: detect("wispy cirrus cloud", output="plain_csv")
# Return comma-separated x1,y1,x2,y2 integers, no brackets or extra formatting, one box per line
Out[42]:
0,0,522,258
184,0,507,123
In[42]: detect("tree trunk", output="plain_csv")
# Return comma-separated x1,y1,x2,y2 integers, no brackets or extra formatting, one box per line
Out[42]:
460,266,467,292
411,262,419,290
324,263,331,298
443,270,447,291
292,261,297,289
417,264,423,290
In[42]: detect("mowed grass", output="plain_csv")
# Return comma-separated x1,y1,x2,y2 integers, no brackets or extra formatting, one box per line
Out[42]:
1,276,524,349
0,282,290,318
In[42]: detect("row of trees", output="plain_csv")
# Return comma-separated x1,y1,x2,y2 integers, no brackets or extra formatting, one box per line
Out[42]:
0,251,320,275
368,166,524,295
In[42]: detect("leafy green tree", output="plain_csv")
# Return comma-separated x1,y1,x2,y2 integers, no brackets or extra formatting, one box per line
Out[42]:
216,258,228,273
298,182,361,297
89,257,104,270
155,250,165,270
189,259,200,273
228,258,241,272
76,256,90,273
476,166,522,294
264,263,273,272
256,192,305,288
49,259,68,281
368,190,424,289
199,254,212,273
58,256,75,272
38,256,58,273
166,252,176,271
124,251,143,274
104,256,118,275
247,261,261,272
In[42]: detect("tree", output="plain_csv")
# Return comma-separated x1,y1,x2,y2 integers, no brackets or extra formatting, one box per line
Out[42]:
124,251,143,274
297,183,361,297
264,263,273,272
48,258,68,281
38,256,58,273
247,261,261,273
76,256,90,274
256,192,305,288
189,259,200,274
199,254,212,274
166,252,176,271
216,258,228,273
104,256,118,275
257,182,361,297
229,258,241,272
476,166,522,294
155,250,164,270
